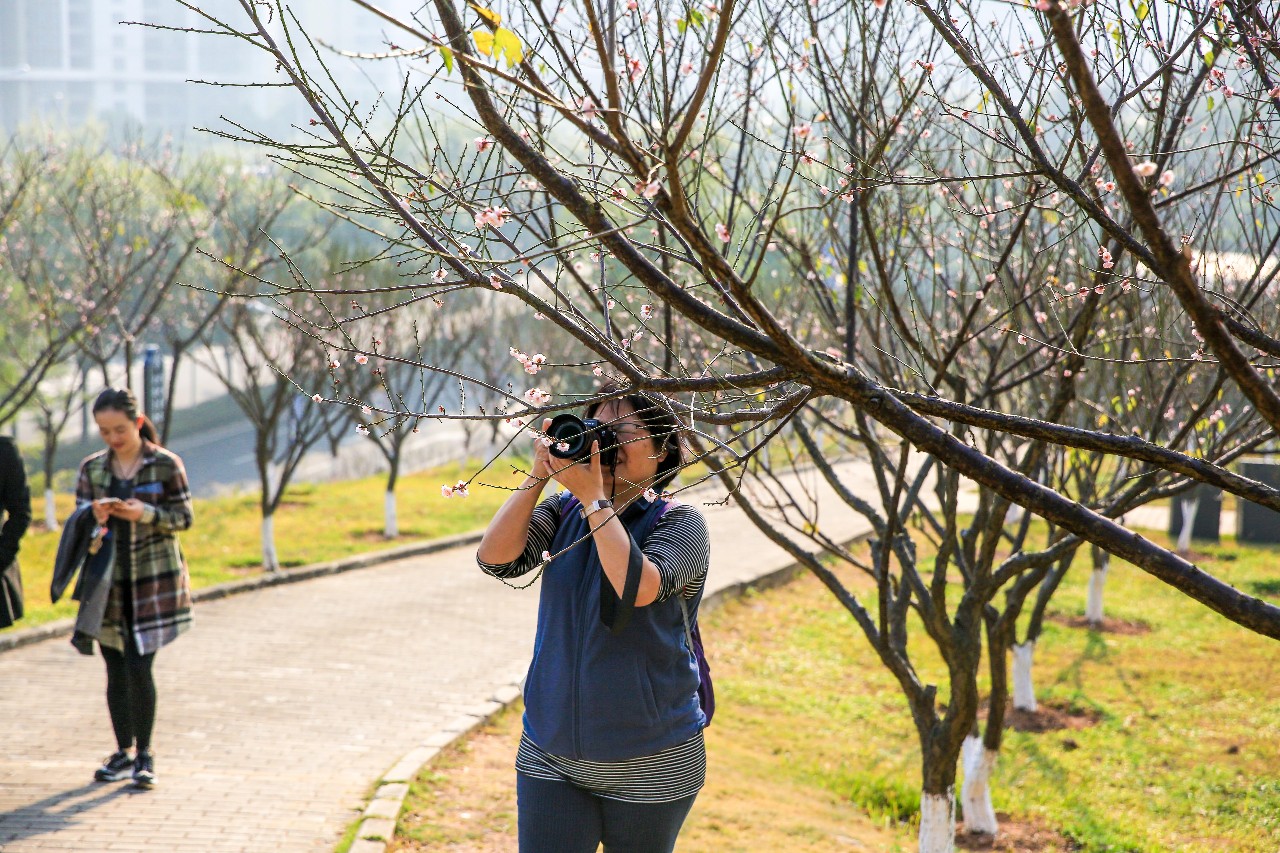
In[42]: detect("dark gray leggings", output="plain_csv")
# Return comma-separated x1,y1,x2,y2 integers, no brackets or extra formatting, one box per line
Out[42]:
517,773,697,853
100,643,156,754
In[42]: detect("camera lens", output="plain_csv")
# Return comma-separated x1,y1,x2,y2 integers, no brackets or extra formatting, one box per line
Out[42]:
546,414,589,459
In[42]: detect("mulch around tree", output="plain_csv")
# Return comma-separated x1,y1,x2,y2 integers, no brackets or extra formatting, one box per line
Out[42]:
979,697,1103,733
956,815,1081,851
1046,611,1152,635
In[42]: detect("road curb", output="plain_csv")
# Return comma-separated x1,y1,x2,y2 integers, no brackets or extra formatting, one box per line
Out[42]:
342,530,871,853
0,531,485,655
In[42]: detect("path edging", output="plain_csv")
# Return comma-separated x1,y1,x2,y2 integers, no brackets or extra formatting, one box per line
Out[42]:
0,531,485,654
341,532,870,853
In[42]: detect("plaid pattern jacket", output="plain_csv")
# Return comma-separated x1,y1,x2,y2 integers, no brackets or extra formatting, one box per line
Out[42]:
76,442,194,654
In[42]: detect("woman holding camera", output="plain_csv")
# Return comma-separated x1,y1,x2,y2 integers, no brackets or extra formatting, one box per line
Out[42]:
477,389,710,853
76,387,194,790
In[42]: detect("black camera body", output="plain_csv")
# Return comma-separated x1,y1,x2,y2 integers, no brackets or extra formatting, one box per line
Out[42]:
546,414,619,468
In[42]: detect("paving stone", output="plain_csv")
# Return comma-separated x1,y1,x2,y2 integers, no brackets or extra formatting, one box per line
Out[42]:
362,798,401,820
374,782,408,801
358,817,396,841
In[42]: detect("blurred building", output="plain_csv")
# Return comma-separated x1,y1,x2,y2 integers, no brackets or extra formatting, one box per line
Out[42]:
0,0,420,136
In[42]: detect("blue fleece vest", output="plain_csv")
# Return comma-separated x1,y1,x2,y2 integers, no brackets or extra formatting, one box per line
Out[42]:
522,494,706,762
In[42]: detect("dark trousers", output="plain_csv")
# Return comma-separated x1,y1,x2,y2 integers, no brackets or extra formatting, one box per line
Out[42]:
100,643,157,754
517,772,697,853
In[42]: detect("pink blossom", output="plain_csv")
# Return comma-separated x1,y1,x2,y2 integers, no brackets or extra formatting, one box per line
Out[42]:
356,424,370,436
361,405,373,417
636,179,661,199
489,273,504,289
1221,86,1234,98
1103,181,1116,192
593,366,604,376
453,481,470,498
918,60,935,74
680,61,695,76
328,359,340,369
715,222,730,242
474,206,513,229
433,268,447,283
1133,161,1157,177
355,354,369,365
312,394,323,403
578,96,600,121
1034,0,1050,9
524,387,551,406
640,304,654,319
441,484,454,497
474,136,493,152
874,0,886,8
627,57,644,84
793,123,813,140
541,550,552,561
1270,85,1280,100
1159,170,1175,187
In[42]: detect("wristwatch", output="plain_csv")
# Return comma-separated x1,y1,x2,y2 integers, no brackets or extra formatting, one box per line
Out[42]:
579,498,614,519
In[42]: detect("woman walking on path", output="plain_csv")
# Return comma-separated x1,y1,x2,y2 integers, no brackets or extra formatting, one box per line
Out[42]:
476,389,710,853
77,388,194,790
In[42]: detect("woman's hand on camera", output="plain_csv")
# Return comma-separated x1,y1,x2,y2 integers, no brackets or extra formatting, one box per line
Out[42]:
548,440,605,503
530,418,556,482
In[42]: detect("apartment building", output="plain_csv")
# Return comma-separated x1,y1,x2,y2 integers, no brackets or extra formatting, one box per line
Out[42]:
0,0,418,136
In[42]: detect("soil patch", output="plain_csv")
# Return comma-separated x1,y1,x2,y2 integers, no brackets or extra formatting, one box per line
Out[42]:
957,814,1080,851
1047,611,1152,635
979,697,1102,733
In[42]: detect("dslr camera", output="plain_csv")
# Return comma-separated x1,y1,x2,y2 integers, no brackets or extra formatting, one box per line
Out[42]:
545,414,619,468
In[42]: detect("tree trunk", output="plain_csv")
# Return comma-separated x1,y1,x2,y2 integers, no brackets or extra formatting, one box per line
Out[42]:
1086,546,1109,626
960,736,998,836
1011,641,1037,712
44,488,59,532
384,490,398,539
261,513,279,572
918,788,955,853
1176,495,1199,555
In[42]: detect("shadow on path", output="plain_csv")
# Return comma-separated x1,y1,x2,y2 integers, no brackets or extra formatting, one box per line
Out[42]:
0,781,144,846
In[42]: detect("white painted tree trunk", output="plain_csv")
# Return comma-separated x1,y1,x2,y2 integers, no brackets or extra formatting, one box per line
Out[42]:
261,514,279,572
44,488,59,531
1012,641,1037,712
384,490,398,539
960,736,999,836
1086,554,1109,625
1176,496,1199,554
919,789,955,853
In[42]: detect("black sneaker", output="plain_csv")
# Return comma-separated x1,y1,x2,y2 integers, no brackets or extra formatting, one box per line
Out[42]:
132,753,156,790
94,750,134,782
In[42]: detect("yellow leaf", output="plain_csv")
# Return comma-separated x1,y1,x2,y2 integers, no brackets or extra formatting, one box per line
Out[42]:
469,3,501,26
439,46,454,73
494,27,523,67
472,30,495,56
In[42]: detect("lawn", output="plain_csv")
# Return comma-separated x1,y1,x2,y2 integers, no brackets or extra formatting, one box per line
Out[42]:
3,457,528,633
384,529,1280,852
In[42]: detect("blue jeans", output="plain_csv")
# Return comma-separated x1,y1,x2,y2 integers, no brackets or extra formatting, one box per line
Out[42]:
516,772,698,853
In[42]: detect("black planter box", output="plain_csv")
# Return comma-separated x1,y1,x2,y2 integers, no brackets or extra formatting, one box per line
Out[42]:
1168,483,1222,543
1238,461,1280,545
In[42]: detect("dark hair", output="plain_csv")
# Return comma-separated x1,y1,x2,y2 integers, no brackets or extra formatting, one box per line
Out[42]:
92,388,160,445
585,384,685,493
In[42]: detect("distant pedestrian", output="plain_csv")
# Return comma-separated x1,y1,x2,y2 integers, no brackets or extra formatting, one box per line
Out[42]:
75,388,194,790
0,434,32,628
476,388,710,853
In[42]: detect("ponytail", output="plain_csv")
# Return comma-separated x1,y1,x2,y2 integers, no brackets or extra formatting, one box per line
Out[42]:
92,388,162,446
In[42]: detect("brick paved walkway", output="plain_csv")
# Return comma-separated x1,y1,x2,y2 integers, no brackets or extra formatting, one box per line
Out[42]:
0,461,889,853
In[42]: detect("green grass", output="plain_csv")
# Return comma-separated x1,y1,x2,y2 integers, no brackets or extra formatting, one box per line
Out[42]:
3,458,526,633
386,528,1280,852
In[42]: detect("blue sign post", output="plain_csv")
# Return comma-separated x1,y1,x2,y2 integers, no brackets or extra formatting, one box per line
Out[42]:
143,344,165,438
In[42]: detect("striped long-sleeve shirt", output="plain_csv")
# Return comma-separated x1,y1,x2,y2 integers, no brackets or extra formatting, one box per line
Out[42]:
479,494,710,802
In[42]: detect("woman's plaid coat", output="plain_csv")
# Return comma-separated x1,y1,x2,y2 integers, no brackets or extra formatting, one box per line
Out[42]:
75,442,194,654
